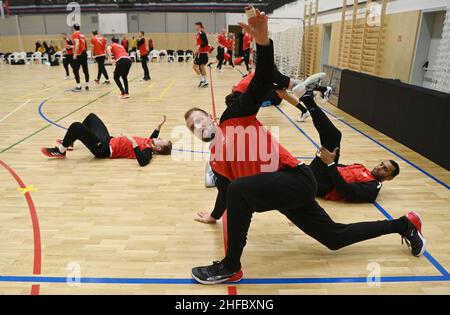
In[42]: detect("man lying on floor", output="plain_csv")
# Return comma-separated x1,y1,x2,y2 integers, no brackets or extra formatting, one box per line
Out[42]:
41,113,172,166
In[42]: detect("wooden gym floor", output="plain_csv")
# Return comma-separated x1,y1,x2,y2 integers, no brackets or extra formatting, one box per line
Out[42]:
0,61,449,295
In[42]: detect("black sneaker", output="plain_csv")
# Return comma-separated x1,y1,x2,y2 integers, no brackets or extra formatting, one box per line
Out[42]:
40,147,66,159
192,261,243,285
85,85,89,91
201,82,209,88
198,81,204,88
72,86,82,93
401,211,426,257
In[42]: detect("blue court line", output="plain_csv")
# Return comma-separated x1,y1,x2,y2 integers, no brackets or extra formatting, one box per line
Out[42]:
38,97,69,130
274,104,449,277
1,274,449,285
319,106,449,190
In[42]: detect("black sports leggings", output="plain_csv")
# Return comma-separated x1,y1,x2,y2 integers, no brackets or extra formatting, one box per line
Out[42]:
73,51,89,84
243,48,251,71
141,54,150,79
222,165,408,271
62,113,111,158
63,54,73,76
304,96,343,197
114,58,132,94
217,47,225,70
95,55,109,81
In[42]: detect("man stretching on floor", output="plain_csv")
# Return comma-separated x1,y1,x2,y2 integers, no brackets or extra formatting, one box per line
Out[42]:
184,6,425,284
41,114,172,167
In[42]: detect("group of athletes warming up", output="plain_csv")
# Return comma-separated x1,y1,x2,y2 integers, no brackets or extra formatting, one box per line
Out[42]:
184,6,425,285
62,25,153,98
42,4,426,286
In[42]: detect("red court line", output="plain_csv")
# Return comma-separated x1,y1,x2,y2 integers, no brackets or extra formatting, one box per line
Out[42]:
0,160,42,295
228,286,237,295
208,66,237,295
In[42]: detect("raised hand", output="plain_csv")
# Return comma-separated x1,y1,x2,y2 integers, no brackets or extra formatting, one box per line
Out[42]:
158,115,167,129
238,5,269,46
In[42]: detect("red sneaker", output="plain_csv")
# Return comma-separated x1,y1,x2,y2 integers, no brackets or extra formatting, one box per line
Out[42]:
41,147,66,159
402,211,426,257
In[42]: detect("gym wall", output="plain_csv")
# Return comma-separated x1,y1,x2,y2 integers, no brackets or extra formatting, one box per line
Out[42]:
0,11,226,51
323,10,422,83
338,69,450,171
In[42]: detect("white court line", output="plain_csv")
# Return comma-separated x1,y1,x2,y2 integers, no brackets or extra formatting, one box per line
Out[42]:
0,99,32,124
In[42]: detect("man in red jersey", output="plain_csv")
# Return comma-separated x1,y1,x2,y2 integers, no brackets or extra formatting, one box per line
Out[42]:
106,37,132,98
91,30,110,85
121,36,129,53
61,32,74,80
242,31,253,72
71,24,89,92
184,6,425,285
40,113,172,167
223,33,235,68
137,31,151,81
216,29,228,72
193,22,209,88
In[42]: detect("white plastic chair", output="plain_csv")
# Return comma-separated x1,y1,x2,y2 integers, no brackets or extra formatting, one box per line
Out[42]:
150,50,160,62
54,51,63,62
8,52,19,64
185,50,194,62
158,50,167,62
129,50,137,62
31,51,42,63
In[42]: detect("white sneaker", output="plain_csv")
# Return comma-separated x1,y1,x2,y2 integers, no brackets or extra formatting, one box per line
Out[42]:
292,72,327,98
205,163,217,188
316,86,333,105
64,76,70,80
304,72,326,87
297,111,310,122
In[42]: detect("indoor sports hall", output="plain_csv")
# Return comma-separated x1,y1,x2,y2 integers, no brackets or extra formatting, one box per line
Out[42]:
0,0,449,296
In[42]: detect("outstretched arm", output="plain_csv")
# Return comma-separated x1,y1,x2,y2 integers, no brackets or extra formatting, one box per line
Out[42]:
150,115,166,139
221,6,273,120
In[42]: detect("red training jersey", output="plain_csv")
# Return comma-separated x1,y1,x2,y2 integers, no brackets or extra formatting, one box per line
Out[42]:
325,164,378,201
196,31,210,53
210,115,302,181
243,33,253,51
110,137,153,159
65,39,73,56
232,71,255,94
72,31,86,55
138,38,148,56
110,43,130,61
91,35,107,57
217,33,227,47
224,38,233,51
121,39,128,48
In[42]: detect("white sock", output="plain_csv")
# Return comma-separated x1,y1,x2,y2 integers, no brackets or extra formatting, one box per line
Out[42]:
76,84,81,88
203,76,208,83
200,75,205,82
58,143,67,153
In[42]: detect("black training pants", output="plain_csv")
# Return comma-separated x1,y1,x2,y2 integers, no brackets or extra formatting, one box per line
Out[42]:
243,48,251,71
114,58,132,94
95,55,109,81
140,54,150,79
63,54,73,76
305,97,343,197
73,51,89,84
222,165,408,271
62,113,111,158
217,47,225,70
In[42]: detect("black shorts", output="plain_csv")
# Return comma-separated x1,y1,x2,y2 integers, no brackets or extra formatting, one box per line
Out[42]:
266,90,283,106
194,53,209,66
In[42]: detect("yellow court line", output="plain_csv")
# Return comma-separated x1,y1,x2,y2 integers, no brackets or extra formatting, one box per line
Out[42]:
157,79,176,100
